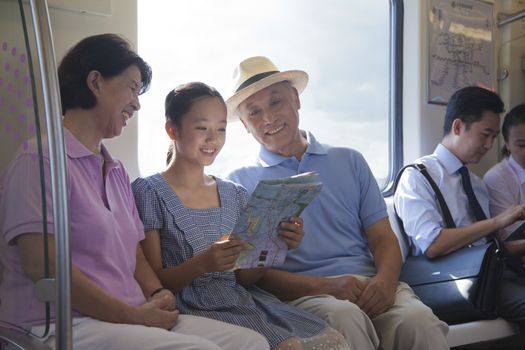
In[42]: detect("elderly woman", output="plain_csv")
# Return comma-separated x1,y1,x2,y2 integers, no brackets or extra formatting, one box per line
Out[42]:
0,34,268,350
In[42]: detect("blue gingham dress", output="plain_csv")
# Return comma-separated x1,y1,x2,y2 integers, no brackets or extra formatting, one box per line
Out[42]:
132,174,328,347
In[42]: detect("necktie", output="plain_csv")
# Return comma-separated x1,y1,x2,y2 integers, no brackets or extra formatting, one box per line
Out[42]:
458,166,487,221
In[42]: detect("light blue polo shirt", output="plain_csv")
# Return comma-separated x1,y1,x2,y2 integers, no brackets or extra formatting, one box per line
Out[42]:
226,131,387,277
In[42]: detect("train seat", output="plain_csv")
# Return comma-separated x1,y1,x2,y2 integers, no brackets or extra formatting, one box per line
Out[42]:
384,197,519,348
0,327,51,350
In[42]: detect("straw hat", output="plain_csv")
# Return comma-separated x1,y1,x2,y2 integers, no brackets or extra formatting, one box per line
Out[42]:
226,56,308,120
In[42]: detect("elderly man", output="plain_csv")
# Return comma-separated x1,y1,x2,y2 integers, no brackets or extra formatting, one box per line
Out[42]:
226,56,448,350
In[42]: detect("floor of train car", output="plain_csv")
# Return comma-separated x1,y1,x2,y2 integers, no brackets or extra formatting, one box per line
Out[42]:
453,334,523,350
0,336,522,350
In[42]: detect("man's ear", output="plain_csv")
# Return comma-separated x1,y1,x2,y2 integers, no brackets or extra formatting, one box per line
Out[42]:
239,115,251,134
86,70,102,96
165,121,178,140
452,118,463,136
291,87,301,110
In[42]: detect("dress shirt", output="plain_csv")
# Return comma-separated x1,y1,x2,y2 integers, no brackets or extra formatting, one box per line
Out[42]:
394,143,489,255
484,156,525,239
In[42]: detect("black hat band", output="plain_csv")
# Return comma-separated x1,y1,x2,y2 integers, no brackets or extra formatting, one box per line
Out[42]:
235,71,279,92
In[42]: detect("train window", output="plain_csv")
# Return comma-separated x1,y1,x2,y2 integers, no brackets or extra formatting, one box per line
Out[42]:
137,0,400,191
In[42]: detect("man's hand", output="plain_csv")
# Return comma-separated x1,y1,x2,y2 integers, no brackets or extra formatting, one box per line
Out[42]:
278,217,304,250
494,204,525,230
323,275,367,303
356,276,397,319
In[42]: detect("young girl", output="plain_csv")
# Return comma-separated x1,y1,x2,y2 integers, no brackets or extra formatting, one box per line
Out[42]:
132,82,348,350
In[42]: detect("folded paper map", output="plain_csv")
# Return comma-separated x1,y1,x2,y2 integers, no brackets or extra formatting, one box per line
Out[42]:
230,172,322,269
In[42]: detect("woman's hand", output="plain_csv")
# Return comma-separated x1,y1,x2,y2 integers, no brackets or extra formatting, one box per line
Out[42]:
278,217,304,250
134,296,180,330
148,288,177,311
198,237,244,273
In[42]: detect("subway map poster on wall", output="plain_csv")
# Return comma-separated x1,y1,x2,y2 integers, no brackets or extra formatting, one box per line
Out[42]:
428,0,494,104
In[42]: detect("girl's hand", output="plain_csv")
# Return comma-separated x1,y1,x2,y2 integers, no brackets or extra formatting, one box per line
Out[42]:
199,237,244,273
278,217,304,250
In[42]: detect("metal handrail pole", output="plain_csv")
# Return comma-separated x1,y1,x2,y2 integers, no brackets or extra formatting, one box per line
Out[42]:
29,0,72,349
498,9,525,27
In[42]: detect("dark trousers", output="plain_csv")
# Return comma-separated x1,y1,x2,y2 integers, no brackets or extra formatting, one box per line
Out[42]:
499,268,525,322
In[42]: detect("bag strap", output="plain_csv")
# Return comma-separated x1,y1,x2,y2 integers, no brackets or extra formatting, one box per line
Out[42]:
393,163,456,249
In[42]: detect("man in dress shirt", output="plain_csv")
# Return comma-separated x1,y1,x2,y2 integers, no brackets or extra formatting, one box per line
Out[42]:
226,56,449,350
394,86,525,323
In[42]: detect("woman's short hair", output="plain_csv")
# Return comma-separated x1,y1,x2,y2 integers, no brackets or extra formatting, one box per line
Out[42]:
58,33,152,114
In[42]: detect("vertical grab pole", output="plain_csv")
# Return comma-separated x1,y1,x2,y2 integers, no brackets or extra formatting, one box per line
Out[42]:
383,0,404,196
29,0,72,349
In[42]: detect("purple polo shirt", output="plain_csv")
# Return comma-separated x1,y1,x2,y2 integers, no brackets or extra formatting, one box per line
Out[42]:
0,129,146,330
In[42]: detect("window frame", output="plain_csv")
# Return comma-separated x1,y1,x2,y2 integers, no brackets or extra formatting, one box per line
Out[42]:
136,1,401,187
382,0,404,196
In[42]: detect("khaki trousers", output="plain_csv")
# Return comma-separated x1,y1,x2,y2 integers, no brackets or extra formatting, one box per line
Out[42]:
30,314,270,350
288,277,449,350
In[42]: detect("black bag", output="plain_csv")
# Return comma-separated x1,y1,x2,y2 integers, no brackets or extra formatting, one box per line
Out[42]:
399,240,504,324
394,164,506,324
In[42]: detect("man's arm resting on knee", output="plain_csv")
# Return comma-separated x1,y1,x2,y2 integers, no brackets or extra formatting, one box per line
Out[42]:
257,269,326,301
359,218,401,317
366,218,401,282
258,269,367,302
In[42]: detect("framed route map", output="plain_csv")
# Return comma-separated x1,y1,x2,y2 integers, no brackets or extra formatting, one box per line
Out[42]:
427,0,494,104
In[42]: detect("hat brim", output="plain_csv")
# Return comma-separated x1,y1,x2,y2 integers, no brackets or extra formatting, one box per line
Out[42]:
226,70,308,121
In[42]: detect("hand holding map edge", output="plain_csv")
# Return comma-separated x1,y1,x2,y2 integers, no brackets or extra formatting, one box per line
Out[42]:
277,216,304,250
